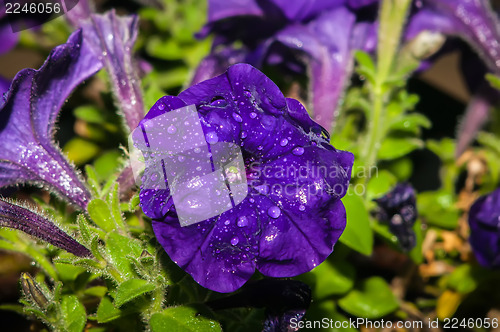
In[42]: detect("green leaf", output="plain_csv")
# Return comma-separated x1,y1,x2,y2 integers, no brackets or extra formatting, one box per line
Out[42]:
427,138,455,163
94,151,122,182
354,51,376,84
377,137,423,160
388,113,431,134
61,295,86,332
311,259,355,298
417,190,459,229
339,191,373,256
338,277,399,319
108,184,127,232
447,264,489,294
486,73,500,91
114,279,156,307
63,138,100,165
409,220,424,264
366,170,397,201
87,199,116,232
54,254,87,282
73,105,107,124
84,286,107,298
105,232,143,279
96,296,122,323
150,305,221,332
85,165,101,197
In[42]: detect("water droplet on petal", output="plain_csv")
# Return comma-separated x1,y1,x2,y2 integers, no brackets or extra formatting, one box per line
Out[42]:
299,205,306,211
268,206,281,219
206,132,218,144
240,131,247,139
257,145,263,150
224,220,230,225
178,155,185,162
231,237,239,245
280,138,289,146
292,147,305,155
157,103,165,110
232,113,243,122
249,112,257,119
167,124,177,134
237,216,248,227
210,97,227,107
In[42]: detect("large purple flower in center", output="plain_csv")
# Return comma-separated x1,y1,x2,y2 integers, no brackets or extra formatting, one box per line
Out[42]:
137,64,353,292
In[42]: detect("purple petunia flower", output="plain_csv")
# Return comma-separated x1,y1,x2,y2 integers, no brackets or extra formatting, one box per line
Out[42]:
0,29,102,209
194,0,377,131
136,64,353,292
468,188,500,268
374,183,417,251
0,198,91,257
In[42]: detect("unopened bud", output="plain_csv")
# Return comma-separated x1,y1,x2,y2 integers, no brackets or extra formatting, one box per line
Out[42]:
20,273,49,308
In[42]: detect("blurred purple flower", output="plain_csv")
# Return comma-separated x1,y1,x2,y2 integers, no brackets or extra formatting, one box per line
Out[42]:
0,198,91,257
0,8,19,55
468,188,500,268
374,183,417,251
138,64,353,292
406,0,500,157
194,0,377,131
0,29,102,209
80,10,145,131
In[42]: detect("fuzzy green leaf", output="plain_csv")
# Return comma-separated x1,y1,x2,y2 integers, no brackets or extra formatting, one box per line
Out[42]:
96,296,122,323
114,279,156,307
87,199,116,232
150,305,221,332
61,295,87,332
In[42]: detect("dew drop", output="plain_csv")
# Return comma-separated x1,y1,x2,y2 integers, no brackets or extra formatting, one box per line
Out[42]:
232,113,243,122
157,103,165,111
249,112,257,119
178,155,185,162
240,131,247,139
231,237,239,246
257,145,263,150
268,206,281,219
237,216,248,227
299,205,306,211
280,138,289,147
210,97,227,107
224,220,230,226
292,147,305,155
206,132,218,144
167,124,177,134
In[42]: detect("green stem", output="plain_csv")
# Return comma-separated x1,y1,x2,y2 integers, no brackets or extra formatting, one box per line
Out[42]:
360,0,411,185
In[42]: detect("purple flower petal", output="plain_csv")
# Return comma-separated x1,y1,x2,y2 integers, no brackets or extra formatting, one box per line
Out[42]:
269,0,345,22
0,29,100,209
139,64,353,292
81,11,144,131
274,7,358,130
468,188,500,268
0,198,91,257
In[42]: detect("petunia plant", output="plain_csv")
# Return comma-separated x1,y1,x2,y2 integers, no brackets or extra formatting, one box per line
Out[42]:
1,0,500,331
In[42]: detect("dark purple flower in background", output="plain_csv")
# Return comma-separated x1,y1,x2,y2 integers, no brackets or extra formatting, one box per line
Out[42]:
374,183,417,251
405,0,500,157
0,29,102,209
138,64,353,292
194,0,377,131
468,188,500,268
0,198,91,257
